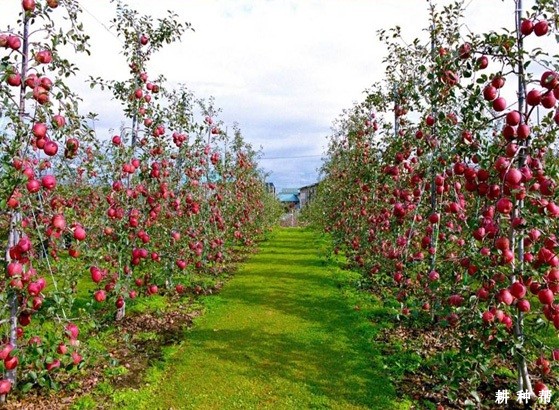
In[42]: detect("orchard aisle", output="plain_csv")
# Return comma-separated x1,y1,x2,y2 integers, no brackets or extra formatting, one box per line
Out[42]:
115,228,406,409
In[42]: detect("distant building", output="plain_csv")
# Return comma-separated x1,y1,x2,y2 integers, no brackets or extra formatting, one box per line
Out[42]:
278,188,300,210
298,182,319,208
265,182,276,195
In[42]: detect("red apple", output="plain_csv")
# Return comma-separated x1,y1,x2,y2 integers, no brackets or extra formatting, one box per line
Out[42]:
71,351,82,365
491,76,505,89
7,73,21,87
22,0,35,12
510,281,526,299
65,323,79,340
26,179,41,193
476,55,488,69
517,124,530,139
541,71,559,90
517,299,530,312
57,343,68,355
538,288,554,305
541,93,556,109
43,140,58,156
41,174,56,190
4,355,18,370
0,379,11,395
492,97,507,112
7,35,21,50
506,110,521,126
73,226,86,241
482,310,494,324
45,359,60,372
35,50,52,64
32,122,47,138
520,18,533,35
526,89,542,106
115,297,124,309
496,197,513,214
50,116,64,131
534,20,549,36
94,290,106,303
458,42,471,59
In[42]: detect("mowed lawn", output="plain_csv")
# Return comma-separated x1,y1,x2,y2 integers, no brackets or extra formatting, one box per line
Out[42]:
113,228,408,409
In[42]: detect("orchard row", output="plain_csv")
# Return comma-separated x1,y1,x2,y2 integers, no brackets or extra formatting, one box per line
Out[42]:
0,0,280,401
309,0,559,406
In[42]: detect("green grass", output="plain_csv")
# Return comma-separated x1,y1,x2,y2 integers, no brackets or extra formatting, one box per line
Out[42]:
109,227,411,409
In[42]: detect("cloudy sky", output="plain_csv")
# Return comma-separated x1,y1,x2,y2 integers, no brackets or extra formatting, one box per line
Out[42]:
1,1,527,190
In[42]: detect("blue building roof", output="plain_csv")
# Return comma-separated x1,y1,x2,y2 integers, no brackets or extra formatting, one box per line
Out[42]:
278,193,299,203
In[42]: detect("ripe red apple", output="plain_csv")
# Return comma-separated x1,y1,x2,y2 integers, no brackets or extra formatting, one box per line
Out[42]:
538,288,554,305
517,298,530,312
534,381,548,397
496,197,513,214
510,281,526,299
26,179,41,193
517,123,530,139
22,0,36,12
41,174,56,190
491,76,505,89
476,55,488,69
502,125,516,141
73,226,86,241
7,262,23,277
458,42,472,59
0,345,14,361
32,122,47,138
45,359,60,372
541,93,556,109
526,89,542,106
112,135,122,145
534,20,549,36
43,140,58,156
140,35,149,45
4,355,18,370
482,310,494,324
7,35,21,50
33,86,49,104
35,50,52,64
520,18,533,35
492,97,507,112
7,73,21,87
483,85,497,101
66,322,79,340
57,343,68,355
90,266,103,283
94,290,106,302
505,110,521,126
428,270,439,281
40,76,53,90
0,379,11,395
50,116,64,131
27,281,42,296
505,168,522,186
115,297,124,309
541,71,559,90
71,351,82,365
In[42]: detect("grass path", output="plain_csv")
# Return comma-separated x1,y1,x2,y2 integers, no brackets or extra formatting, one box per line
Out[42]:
114,228,407,409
